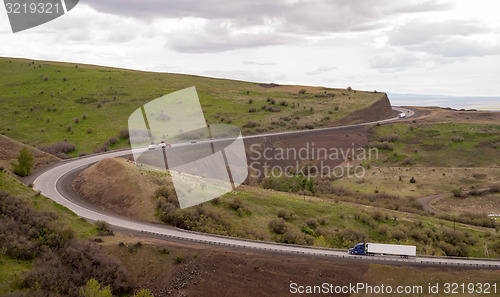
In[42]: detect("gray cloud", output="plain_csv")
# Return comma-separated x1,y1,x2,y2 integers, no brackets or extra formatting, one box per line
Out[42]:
85,0,449,27
370,51,419,69
416,37,500,57
243,61,277,66
388,19,500,57
165,22,295,52
84,0,451,51
305,66,337,75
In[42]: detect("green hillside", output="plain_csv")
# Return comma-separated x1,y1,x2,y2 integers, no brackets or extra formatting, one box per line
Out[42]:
0,57,385,156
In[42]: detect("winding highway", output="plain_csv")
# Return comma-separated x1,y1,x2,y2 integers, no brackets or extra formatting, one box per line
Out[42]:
32,107,500,269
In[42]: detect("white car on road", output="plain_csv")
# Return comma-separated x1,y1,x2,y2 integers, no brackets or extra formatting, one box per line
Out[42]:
149,143,171,150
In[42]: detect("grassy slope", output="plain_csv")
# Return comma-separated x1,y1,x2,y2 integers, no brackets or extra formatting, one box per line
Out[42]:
333,120,500,198
0,171,100,294
0,57,385,156
79,157,498,258
192,187,499,258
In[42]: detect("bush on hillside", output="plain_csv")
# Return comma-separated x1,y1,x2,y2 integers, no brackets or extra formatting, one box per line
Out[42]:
38,142,76,158
269,218,287,234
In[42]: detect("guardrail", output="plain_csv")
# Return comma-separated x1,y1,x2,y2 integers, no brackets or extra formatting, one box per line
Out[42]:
139,230,500,269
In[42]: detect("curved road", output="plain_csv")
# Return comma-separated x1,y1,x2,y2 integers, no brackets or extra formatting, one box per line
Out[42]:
33,107,500,269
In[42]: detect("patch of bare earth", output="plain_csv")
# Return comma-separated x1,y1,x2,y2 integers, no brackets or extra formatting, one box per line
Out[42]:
104,236,500,297
72,158,163,222
0,134,59,174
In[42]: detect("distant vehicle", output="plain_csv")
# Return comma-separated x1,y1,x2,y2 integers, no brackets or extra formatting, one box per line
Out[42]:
349,243,416,258
149,143,171,150
399,113,406,118
191,140,197,144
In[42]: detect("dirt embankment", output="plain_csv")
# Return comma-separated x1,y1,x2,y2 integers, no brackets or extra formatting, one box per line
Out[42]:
0,134,59,175
72,158,161,222
334,93,395,126
244,126,368,181
107,236,500,297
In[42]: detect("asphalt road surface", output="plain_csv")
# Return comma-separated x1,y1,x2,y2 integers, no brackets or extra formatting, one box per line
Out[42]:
33,107,500,269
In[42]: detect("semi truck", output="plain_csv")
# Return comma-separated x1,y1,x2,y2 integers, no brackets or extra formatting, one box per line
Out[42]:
349,243,416,258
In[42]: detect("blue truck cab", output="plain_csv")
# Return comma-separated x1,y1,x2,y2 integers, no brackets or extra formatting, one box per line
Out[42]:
348,243,365,255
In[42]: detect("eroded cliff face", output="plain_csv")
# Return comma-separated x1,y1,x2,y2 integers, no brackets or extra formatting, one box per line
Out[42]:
334,93,395,126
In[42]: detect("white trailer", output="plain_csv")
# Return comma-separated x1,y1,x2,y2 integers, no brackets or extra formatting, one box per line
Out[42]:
366,243,416,258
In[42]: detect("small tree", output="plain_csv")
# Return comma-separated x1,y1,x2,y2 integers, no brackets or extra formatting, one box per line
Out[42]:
79,279,112,297
410,177,416,183
307,178,315,195
134,289,155,297
14,147,34,177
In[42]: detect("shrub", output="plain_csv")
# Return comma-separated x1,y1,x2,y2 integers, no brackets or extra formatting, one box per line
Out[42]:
174,255,184,264
402,157,416,166
306,218,318,228
154,186,177,202
82,114,87,120
95,220,111,232
93,143,110,153
451,188,463,198
66,125,72,132
358,212,375,227
248,99,253,104
79,279,112,297
269,218,287,234
248,107,257,113
38,142,76,158
377,225,389,235
489,184,500,193
73,118,80,124
279,101,288,106
451,136,464,143
108,136,118,145
13,147,34,177
379,134,399,142
338,227,367,244
243,121,258,128
228,197,244,211
281,230,310,245
368,141,394,150
391,229,407,241
371,211,385,221
410,177,416,183
87,128,93,134
299,89,306,94
276,208,294,221
119,129,130,139
347,86,352,91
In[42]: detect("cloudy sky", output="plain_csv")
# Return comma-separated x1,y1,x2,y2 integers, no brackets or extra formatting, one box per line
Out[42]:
1,0,499,108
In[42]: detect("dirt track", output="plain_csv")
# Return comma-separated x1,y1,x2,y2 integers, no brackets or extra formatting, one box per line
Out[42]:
417,187,492,215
